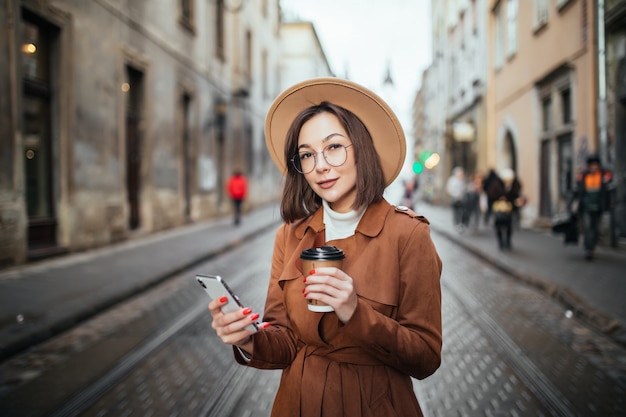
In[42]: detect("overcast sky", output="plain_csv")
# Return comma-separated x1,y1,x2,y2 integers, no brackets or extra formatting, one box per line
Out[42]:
279,0,433,134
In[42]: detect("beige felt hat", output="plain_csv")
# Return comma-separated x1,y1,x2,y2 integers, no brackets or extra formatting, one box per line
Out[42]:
264,77,406,186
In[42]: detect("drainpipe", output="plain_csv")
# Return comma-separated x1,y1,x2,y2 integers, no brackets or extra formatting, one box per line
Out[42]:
596,0,618,246
597,0,608,166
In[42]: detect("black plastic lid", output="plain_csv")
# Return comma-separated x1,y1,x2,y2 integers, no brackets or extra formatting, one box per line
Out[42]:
300,245,345,261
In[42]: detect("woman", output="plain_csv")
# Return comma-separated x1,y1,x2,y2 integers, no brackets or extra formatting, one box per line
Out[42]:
208,78,442,416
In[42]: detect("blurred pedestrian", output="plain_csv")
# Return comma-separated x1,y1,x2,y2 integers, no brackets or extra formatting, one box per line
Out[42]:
568,154,613,260
446,166,467,232
464,173,483,231
482,168,503,226
207,78,442,416
227,169,248,225
402,175,419,210
491,168,523,250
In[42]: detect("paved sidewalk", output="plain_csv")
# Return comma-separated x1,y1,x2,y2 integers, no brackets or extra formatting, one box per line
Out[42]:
1,199,624,364
0,204,283,362
415,201,626,346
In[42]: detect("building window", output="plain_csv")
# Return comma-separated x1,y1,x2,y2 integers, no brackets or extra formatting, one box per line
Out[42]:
506,0,518,57
542,96,552,132
535,0,549,28
556,0,574,12
245,30,252,82
179,0,195,32
215,0,225,61
262,49,268,98
561,88,572,124
471,0,477,34
494,2,504,69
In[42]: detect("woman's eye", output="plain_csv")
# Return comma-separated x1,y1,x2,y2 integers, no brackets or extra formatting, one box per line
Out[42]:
326,144,342,151
299,152,313,160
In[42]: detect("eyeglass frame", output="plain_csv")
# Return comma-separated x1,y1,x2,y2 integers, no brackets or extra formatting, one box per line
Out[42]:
290,144,354,174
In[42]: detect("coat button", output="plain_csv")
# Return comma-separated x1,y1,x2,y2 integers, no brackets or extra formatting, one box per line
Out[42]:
396,205,409,211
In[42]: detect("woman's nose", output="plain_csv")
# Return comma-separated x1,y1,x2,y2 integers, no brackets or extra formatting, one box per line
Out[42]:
315,152,331,171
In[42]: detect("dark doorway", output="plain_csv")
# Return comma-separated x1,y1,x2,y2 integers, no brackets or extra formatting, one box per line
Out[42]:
21,13,60,256
503,131,517,173
125,66,144,230
181,92,192,221
557,133,573,200
539,140,552,217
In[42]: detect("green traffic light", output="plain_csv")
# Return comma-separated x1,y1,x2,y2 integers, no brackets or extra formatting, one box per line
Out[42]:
412,161,424,174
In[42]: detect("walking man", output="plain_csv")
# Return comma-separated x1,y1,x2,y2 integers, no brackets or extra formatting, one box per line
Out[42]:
569,154,613,260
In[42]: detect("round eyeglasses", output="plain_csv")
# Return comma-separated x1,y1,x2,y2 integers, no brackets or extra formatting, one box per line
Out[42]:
291,144,353,174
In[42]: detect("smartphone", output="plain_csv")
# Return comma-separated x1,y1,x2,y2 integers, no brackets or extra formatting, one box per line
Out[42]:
196,274,259,332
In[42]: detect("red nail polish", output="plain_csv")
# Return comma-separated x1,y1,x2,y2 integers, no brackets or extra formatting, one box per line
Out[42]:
309,269,315,275
250,313,260,321
303,277,307,283
242,308,252,315
302,288,305,294
261,322,271,328
219,296,228,303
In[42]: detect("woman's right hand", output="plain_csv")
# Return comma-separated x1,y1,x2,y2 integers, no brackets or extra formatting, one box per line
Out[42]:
208,297,267,348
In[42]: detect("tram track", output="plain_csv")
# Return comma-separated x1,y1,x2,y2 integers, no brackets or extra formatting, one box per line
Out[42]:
444,278,578,417
45,243,272,417
3,226,624,416
0,229,274,417
48,302,208,417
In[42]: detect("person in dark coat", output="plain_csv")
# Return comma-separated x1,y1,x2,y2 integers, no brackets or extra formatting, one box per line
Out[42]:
482,169,504,226
491,168,523,250
568,154,613,260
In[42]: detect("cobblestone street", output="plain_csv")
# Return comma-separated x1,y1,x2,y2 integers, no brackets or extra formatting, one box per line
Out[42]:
1,226,624,416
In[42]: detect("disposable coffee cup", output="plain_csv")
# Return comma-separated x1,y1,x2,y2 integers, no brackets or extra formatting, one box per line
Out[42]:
300,246,345,312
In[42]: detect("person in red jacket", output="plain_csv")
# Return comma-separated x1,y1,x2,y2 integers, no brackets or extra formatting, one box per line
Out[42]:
227,169,248,225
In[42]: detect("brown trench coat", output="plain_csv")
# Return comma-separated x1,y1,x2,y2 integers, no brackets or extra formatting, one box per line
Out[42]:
234,199,442,417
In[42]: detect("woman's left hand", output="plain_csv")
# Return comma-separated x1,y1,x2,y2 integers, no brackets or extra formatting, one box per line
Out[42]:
304,267,358,323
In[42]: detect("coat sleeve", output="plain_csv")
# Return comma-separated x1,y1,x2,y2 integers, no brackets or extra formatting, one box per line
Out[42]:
341,219,443,379
234,224,300,368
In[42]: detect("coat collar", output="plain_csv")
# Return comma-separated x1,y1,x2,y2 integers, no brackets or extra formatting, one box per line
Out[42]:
293,199,390,240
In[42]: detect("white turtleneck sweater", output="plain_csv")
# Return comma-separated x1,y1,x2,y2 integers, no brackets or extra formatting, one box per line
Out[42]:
322,200,366,242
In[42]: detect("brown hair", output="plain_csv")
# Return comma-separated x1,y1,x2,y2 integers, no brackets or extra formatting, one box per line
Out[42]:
280,101,385,223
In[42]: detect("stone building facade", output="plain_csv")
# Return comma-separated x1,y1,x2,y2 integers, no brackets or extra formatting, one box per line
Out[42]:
415,0,489,205
416,0,624,233
0,0,285,267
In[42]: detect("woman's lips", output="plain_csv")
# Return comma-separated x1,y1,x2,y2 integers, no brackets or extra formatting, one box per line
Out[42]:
317,179,338,189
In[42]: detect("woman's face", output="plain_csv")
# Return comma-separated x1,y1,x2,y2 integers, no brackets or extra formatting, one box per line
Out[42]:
297,112,357,213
